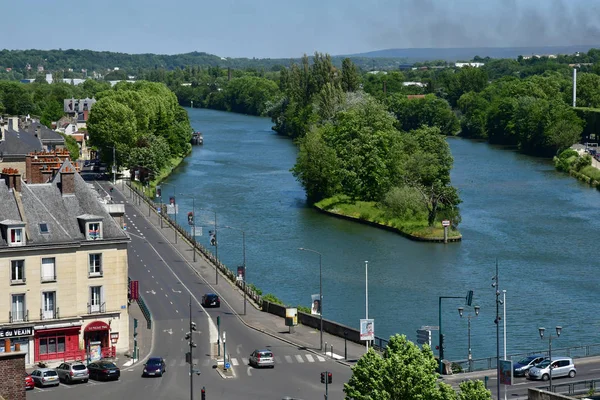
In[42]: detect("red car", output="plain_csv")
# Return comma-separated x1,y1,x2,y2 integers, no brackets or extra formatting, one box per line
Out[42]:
25,373,34,390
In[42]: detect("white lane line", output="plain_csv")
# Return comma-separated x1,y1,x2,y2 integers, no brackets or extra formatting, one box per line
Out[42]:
317,355,326,362
242,357,249,365
285,355,293,363
170,301,173,305
305,354,315,362
295,355,304,363
231,358,239,366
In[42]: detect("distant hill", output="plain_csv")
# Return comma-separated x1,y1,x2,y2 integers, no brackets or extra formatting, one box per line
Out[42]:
345,45,600,62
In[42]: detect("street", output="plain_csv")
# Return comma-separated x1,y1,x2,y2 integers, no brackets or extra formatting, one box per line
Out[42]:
28,179,351,400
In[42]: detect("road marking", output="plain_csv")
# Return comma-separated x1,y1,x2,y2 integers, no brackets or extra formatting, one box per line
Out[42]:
236,344,242,354
316,355,326,362
172,288,182,293
170,301,173,305
306,354,315,362
247,367,252,376
295,355,304,363
285,355,293,363
165,293,169,297
175,310,179,313
274,356,282,364
231,358,239,366
145,290,156,295
151,275,154,279
241,357,249,365
163,329,172,335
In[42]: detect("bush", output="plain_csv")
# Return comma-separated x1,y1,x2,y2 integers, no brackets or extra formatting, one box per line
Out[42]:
580,165,600,182
262,293,284,305
297,305,310,314
381,186,427,219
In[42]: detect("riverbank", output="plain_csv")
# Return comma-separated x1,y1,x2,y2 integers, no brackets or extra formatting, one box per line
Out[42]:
131,151,190,196
314,196,462,242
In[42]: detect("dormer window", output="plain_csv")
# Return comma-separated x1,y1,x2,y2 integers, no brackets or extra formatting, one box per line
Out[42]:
87,222,102,240
9,227,24,246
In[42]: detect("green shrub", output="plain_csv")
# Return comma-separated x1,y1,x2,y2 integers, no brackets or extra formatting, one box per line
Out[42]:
262,293,284,305
297,305,310,314
580,165,600,182
247,283,262,295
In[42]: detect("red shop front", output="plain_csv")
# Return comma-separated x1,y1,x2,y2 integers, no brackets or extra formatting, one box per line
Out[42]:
84,321,115,359
34,325,84,363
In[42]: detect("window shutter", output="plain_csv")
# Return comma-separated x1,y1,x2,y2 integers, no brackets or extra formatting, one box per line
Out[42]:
41,258,55,280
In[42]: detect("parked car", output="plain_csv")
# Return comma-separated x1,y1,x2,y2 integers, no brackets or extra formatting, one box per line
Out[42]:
56,361,89,383
527,357,576,381
87,360,120,381
202,293,220,308
249,349,275,368
513,355,546,377
30,368,60,387
25,372,34,390
142,357,166,377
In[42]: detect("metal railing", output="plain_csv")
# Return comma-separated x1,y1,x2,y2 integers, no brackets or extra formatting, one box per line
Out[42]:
9,310,28,323
87,302,106,314
41,275,57,282
537,378,600,395
449,343,600,373
137,295,152,329
40,307,59,320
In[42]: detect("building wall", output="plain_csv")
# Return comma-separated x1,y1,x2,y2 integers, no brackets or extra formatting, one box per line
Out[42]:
0,351,26,400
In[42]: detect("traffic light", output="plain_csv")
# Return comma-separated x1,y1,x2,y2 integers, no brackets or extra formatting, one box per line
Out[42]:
466,290,474,306
201,387,206,400
327,372,332,384
416,329,431,346
440,334,446,351
188,212,194,226
320,372,325,384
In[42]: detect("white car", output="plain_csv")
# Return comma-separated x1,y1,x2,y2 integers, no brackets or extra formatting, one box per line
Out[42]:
527,357,576,381
249,349,275,368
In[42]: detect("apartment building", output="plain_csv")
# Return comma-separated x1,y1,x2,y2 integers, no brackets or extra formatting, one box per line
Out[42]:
0,158,130,366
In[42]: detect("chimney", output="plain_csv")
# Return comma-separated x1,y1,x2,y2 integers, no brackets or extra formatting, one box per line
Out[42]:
41,168,53,183
2,167,22,192
3,338,10,353
9,116,18,132
35,125,41,137
59,165,75,195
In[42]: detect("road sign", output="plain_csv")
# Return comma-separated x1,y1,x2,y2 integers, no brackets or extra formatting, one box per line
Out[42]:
224,362,231,369
416,329,431,346
499,359,513,385
442,220,450,227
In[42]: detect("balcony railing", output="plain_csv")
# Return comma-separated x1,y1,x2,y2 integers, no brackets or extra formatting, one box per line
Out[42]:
88,270,103,278
9,310,29,323
40,307,59,320
41,275,57,283
10,277,26,285
87,302,106,314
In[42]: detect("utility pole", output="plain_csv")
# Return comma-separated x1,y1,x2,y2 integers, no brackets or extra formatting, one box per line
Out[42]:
242,229,246,315
185,295,198,400
493,260,501,400
112,145,116,185
365,260,369,352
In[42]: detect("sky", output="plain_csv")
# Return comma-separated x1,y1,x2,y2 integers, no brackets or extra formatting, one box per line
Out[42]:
3,0,600,58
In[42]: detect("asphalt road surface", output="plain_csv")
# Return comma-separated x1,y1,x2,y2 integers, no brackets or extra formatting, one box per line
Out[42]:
28,179,351,400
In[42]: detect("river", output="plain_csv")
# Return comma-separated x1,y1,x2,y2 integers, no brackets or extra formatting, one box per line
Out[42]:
163,108,600,361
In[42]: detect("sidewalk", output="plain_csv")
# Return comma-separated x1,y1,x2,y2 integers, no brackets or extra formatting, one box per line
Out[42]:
121,182,368,367
120,300,153,368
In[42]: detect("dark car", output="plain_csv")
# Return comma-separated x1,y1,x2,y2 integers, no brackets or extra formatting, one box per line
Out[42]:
513,355,545,377
87,361,120,381
202,293,220,308
143,357,166,377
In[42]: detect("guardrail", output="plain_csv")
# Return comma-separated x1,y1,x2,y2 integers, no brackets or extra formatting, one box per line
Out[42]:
537,378,600,396
137,295,152,329
450,343,600,373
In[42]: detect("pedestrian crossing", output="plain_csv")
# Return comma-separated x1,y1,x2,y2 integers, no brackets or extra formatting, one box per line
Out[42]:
166,353,328,368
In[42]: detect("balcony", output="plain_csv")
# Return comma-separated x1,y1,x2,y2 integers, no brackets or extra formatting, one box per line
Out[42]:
10,277,26,285
41,275,57,283
40,307,60,320
88,271,103,278
87,302,106,314
9,310,29,323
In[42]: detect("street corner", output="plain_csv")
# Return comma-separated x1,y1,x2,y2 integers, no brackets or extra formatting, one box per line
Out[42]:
215,358,236,379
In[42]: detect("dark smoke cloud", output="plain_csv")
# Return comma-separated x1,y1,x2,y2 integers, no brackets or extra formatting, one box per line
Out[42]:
358,0,600,50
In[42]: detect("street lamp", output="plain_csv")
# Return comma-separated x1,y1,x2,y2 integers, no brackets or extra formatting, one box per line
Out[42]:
438,295,465,375
539,326,562,391
161,182,177,243
179,193,197,262
298,247,323,351
197,207,218,285
458,305,480,372
223,225,246,315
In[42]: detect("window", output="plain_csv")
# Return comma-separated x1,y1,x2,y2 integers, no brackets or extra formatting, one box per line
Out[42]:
9,228,24,246
39,223,49,234
10,260,25,284
42,291,56,319
11,294,25,322
89,254,103,277
89,286,103,313
41,258,56,282
87,222,101,240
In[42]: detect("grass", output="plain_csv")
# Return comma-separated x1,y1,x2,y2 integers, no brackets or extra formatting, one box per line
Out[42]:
131,154,189,196
315,195,461,241
580,165,600,182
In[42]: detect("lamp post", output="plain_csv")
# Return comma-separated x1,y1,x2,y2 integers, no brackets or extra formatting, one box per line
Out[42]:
161,182,177,243
179,193,197,262
365,260,369,353
458,305,480,372
539,326,562,392
198,207,218,285
492,260,502,400
298,247,323,351
503,290,507,400
224,225,246,315
438,295,465,375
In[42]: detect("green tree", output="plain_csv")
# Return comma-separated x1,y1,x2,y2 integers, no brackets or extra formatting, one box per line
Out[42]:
58,132,80,161
388,94,459,136
40,100,64,127
457,380,491,400
341,58,360,92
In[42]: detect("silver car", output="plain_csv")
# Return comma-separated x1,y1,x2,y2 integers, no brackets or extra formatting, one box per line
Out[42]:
30,368,60,387
249,349,275,368
527,357,576,381
56,362,89,383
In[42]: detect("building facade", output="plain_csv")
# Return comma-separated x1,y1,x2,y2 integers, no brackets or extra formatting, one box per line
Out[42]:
0,159,130,366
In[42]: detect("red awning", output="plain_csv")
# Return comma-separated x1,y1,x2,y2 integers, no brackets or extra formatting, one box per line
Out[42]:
35,326,80,336
84,321,110,332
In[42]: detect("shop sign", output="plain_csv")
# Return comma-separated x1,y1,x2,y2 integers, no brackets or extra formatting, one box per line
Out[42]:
0,326,33,338
110,332,119,343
